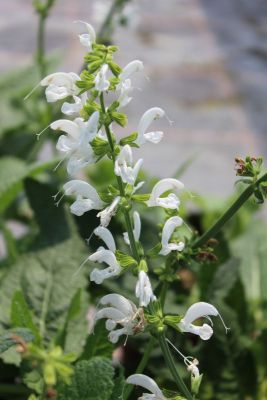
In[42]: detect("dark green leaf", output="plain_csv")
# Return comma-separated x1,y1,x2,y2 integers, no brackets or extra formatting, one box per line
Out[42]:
0,328,34,354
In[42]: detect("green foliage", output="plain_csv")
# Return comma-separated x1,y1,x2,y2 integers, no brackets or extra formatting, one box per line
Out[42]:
0,157,60,213
0,328,34,354
81,320,113,360
57,358,116,400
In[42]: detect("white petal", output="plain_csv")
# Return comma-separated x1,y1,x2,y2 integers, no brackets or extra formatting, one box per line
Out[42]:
51,119,80,139
108,327,129,343
183,302,219,325
126,374,164,399
179,322,213,341
137,107,165,145
120,60,144,81
135,271,156,307
45,85,69,102
75,20,96,43
161,216,183,249
70,198,94,216
41,72,79,87
97,196,121,227
94,64,110,92
133,211,141,241
61,95,82,116
143,131,164,144
94,307,125,322
100,294,136,316
94,226,116,252
90,266,120,284
64,180,104,207
146,178,184,208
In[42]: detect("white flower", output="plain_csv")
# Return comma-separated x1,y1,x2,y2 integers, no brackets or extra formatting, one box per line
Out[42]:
114,145,143,185
41,72,80,103
97,196,121,227
118,79,133,109
61,95,85,116
136,107,165,145
146,178,184,209
123,211,141,245
94,294,144,343
159,216,185,255
76,21,96,51
51,111,99,174
136,271,156,307
120,60,144,82
94,64,110,91
89,226,120,284
63,179,105,216
178,302,229,340
187,358,200,379
126,374,165,400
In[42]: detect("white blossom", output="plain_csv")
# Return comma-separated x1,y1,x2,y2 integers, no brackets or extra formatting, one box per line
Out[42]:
93,226,116,253
123,211,141,245
61,95,85,116
63,179,105,216
97,196,121,227
94,64,110,92
118,79,133,109
114,145,143,185
146,178,184,209
41,72,80,103
76,21,96,51
95,294,144,343
126,374,165,400
51,111,99,174
159,216,185,255
178,302,229,340
136,107,165,146
135,271,156,307
120,60,144,82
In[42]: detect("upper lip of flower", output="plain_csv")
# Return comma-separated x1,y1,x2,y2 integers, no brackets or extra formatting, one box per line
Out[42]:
126,374,165,399
114,145,143,185
136,107,165,145
146,178,184,209
159,216,185,255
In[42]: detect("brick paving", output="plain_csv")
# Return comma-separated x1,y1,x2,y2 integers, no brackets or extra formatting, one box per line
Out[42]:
0,0,267,197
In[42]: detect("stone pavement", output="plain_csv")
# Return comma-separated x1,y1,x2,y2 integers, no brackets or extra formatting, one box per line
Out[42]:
0,0,267,197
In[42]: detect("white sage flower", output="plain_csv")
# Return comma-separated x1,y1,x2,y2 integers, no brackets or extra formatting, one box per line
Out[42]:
94,64,110,92
178,302,229,340
41,72,80,103
118,79,133,109
89,227,120,284
146,178,184,209
123,211,141,245
95,294,144,343
76,21,96,51
51,111,99,174
63,179,105,216
136,107,165,145
126,374,165,400
61,95,85,116
114,145,143,185
136,271,156,307
159,216,185,255
97,196,121,227
120,60,144,82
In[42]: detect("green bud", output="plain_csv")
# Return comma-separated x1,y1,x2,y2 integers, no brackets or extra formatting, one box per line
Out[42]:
44,362,56,386
88,60,103,73
111,112,128,127
139,259,148,273
132,193,150,202
191,373,203,395
108,60,122,76
120,132,138,146
115,250,137,268
108,45,119,53
91,137,110,157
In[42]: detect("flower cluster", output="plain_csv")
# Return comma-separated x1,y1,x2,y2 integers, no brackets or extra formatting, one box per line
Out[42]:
41,21,228,399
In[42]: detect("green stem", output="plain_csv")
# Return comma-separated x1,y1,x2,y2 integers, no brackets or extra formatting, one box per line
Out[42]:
192,172,267,249
158,332,194,400
124,337,156,399
99,93,140,262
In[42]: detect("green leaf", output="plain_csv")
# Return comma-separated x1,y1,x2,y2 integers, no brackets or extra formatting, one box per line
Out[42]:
110,112,128,127
0,156,60,213
57,357,115,400
11,291,41,344
132,193,150,202
119,131,138,146
115,250,138,268
80,321,113,360
24,178,71,245
0,328,34,354
91,136,110,157
0,236,88,343
109,367,125,400
23,370,44,394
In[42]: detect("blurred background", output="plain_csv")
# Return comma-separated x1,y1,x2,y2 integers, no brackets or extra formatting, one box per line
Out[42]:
1,0,267,196
1,1,267,399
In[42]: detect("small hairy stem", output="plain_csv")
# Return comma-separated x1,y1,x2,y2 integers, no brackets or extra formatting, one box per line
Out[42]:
158,332,194,400
192,171,267,249
99,93,140,262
